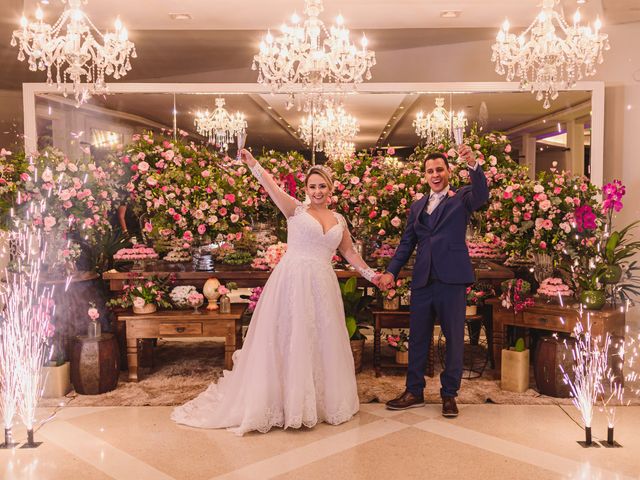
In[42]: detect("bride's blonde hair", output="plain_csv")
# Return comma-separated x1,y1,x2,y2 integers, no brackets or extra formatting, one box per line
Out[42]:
305,165,334,192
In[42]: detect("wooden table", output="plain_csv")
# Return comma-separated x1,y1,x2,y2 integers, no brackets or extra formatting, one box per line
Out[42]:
117,304,246,382
372,308,435,378
103,260,513,291
488,298,626,373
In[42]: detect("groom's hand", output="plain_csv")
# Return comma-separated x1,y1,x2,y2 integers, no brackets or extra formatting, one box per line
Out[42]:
458,144,476,168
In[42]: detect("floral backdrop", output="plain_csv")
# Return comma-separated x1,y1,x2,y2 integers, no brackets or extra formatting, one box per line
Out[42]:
1,126,630,304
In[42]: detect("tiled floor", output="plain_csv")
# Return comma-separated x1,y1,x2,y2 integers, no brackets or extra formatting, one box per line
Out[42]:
2,403,640,479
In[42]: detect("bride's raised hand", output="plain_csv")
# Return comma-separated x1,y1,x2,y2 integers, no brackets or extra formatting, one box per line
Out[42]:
239,149,257,167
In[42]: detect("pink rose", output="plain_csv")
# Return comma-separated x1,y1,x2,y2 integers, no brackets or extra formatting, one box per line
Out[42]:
43,216,56,231
144,222,153,233
539,241,547,250
224,193,236,203
505,144,512,153
523,212,532,221
230,214,239,223
88,308,99,321
219,207,228,216
202,170,211,178
138,161,150,173
391,217,401,228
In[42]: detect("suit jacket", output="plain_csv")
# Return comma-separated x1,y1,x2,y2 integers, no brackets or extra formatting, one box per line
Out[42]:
386,166,489,288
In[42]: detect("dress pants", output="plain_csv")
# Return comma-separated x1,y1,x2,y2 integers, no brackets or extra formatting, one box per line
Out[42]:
406,279,466,398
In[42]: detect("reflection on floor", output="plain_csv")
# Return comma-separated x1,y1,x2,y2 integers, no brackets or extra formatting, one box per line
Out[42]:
2,403,640,479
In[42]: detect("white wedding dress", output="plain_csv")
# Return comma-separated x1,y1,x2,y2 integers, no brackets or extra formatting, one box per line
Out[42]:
172,164,373,436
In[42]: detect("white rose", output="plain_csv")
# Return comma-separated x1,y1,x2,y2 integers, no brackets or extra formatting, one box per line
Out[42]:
133,297,146,309
41,168,53,182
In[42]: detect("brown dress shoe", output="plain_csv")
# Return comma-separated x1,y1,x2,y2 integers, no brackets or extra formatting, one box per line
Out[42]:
386,390,425,410
442,396,459,417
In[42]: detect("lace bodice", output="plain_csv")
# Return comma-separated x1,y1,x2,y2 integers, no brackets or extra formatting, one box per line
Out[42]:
285,205,345,263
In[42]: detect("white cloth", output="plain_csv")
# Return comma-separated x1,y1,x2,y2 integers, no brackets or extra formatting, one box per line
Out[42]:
171,204,359,435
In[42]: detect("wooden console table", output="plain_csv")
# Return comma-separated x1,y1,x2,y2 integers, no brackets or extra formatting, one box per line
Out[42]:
117,304,246,382
103,260,513,291
488,298,626,372
372,308,435,378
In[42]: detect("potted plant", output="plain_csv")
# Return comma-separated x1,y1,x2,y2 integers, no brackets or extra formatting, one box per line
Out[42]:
465,282,494,316
501,337,530,393
41,330,71,398
500,279,534,313
339,277,374,373
106,273,173,314
386,330,409,365
380,277,410,310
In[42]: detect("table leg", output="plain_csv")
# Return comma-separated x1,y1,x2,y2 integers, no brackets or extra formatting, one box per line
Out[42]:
126,338,139,382
374,317,382,377
225,322,235,370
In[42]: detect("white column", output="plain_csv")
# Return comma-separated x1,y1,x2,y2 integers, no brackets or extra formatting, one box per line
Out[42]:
566,120,585,176
521,133,537,180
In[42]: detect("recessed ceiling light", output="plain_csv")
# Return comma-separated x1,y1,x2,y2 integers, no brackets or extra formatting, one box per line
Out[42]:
169,13,192,21
440,10,461,18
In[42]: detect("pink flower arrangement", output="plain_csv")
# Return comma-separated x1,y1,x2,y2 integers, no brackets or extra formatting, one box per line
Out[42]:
247,286,264,313
386,330,409,352
187,291,204,307
87,306,100,321
113,244,159,261
251,242,288,270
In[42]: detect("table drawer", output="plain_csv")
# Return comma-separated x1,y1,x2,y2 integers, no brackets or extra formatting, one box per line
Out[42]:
521,312,568,330
159,322,203,335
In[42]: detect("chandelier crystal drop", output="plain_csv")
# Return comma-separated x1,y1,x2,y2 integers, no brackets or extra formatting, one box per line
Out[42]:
298,101,359,155
413,97,466,145
491,0,609,109
252,0,376,110
194,98,247,151
10,0,137,105
324,139,356,162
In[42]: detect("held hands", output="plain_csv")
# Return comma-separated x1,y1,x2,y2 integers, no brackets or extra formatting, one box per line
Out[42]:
377,272,395,290
238,148,257,167
457,144,476,168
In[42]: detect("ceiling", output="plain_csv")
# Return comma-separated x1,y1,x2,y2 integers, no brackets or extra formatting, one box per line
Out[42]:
4,0,635,154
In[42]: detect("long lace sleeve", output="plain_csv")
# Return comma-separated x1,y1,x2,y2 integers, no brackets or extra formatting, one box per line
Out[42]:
336,214,377,283
249,162,300,218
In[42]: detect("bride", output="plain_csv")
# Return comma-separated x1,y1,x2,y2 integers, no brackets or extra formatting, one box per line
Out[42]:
171,149,379,435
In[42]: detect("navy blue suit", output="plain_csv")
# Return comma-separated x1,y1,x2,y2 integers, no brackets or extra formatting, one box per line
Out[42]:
386,165,489,397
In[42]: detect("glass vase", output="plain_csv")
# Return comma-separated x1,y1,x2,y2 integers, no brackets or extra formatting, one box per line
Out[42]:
87,320,101,338
533,252,554,283
219,294,231,314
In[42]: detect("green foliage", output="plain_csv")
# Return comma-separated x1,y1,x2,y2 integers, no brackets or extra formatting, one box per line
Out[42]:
514,337,526,352
339,277,374,340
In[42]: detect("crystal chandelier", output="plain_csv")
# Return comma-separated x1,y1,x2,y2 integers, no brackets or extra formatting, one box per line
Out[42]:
324,139,355,162
299,101,359,154
194,98,247,151
252,0,376,110
491,0,609,109
11,0,136,105
413,97,467,145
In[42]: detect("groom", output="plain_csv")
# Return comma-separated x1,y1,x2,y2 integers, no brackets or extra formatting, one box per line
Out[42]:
379,145,489,417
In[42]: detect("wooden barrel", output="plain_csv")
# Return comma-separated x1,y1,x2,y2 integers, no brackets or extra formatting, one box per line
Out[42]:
71,334,120,395
534,336,575,398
